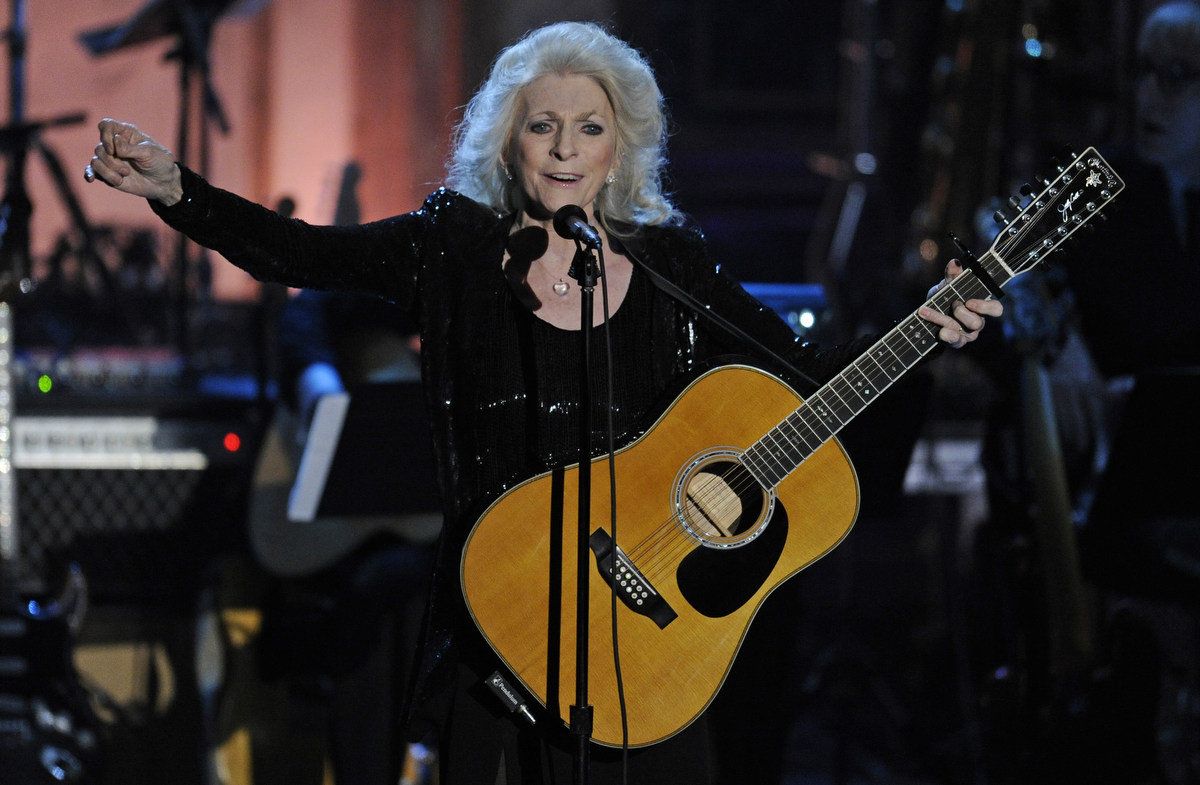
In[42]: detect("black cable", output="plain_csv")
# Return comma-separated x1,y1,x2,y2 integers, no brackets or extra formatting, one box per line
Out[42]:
593,242,630,784
615,238,822,392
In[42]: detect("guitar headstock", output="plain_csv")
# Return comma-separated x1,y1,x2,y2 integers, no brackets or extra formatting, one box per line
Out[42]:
989,147,1125,279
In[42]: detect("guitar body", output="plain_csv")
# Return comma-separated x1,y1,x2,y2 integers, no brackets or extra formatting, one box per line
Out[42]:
461,364,860,747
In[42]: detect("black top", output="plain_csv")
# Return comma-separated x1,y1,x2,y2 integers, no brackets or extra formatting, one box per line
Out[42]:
150,168,870,732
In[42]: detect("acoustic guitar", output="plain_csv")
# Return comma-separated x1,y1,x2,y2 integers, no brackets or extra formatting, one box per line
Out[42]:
461,148,1125,748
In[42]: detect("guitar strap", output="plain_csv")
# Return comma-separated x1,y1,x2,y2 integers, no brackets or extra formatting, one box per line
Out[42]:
611,235,822,392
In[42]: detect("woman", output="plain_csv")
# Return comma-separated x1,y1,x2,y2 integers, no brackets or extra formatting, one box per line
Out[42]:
85,20,1000,784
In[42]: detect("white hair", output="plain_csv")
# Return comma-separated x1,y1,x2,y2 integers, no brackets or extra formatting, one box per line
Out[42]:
446,21,680,236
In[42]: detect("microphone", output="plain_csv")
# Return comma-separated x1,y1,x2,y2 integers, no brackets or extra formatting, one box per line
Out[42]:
552,204,602,249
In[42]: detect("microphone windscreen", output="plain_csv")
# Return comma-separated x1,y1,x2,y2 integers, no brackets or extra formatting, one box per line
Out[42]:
552,204,588,240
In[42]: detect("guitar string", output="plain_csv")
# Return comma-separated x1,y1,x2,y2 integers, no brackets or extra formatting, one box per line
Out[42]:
631,271,988,578
495,186,1087,725
497,170,1083,698
497,272,998,711
631,273,992,582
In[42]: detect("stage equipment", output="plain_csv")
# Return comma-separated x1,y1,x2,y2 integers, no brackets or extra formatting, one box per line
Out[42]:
79,0,240,358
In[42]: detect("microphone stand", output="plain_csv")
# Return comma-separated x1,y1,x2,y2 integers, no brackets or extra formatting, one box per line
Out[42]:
568,237,599,785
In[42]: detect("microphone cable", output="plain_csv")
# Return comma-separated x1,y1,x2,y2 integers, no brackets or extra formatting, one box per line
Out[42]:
592,240,631,784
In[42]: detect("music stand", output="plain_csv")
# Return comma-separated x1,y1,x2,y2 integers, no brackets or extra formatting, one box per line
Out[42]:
288,381,441,523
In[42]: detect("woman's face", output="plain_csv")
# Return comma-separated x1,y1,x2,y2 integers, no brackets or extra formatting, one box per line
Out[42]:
510,73,617,220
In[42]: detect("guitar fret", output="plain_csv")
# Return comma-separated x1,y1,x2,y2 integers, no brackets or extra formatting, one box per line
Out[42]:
901,316,939,354
885,330,923,367
872,343,903,379
806,394,843,433
768,425,806,465
825,377,861,420
759,428,803,474
854,355,892,393
842,364,878,406
739,448,775,489
783,412,820,453
796,407,833,446
820,381,859,424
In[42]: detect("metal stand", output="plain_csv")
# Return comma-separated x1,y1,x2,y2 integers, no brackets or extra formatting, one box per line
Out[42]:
79,0,236,359
568,240,600,785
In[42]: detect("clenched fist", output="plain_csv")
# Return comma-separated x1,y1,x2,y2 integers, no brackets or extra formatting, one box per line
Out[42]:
84,118,182,205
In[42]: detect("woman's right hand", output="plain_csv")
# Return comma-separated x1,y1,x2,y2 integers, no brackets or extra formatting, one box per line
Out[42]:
84,118,183,205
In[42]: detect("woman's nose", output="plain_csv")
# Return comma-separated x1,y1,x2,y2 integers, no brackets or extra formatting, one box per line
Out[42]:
551,130,576,160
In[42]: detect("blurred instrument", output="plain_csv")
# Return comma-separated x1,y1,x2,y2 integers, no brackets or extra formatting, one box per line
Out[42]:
462,149,1124,748
248,383,440,578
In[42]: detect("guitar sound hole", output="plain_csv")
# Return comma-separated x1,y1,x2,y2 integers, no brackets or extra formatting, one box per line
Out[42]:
681,459,768,547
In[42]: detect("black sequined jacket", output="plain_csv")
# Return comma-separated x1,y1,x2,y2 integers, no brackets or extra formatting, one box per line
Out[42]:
151,167,871,736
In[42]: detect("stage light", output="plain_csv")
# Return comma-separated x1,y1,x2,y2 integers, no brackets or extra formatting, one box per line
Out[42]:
223,432,241,452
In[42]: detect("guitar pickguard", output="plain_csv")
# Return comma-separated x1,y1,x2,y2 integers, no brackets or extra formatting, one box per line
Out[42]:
675,500,788,618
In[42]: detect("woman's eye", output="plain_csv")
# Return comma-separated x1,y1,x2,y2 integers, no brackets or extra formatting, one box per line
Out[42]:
529,121,552,133
582,123,604,135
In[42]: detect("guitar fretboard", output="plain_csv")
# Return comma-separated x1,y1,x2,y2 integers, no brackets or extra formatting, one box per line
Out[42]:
741,254,1010,489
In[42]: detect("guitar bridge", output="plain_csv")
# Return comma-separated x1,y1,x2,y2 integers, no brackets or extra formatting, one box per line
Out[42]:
588,529,676,629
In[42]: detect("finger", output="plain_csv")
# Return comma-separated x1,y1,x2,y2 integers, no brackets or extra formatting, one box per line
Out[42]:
945,259,963,278
88,155,125,188
919,305,972,348
965,297,1004,318
952,302,985,333
941,327,967,347
99,118,144,158
99,118,122,156
93,143,132,177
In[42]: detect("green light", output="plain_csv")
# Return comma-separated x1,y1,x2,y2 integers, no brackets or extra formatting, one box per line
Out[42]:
37,374,52,394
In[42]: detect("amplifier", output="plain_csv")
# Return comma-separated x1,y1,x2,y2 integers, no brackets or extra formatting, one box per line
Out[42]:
10,397,265,605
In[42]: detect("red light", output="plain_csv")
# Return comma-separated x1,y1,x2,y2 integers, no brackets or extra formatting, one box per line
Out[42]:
223,432,242,452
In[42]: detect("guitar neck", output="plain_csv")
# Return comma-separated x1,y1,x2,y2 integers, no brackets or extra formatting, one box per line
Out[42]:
740,259,1007,489
740,146,1126,489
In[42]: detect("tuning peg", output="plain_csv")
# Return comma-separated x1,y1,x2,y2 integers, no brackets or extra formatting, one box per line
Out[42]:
1020,183,1036,196
993,209,1008,225
1008,196,1022,209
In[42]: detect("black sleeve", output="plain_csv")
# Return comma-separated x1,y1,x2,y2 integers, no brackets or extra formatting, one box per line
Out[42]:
149,165,431,310
666,226,876,387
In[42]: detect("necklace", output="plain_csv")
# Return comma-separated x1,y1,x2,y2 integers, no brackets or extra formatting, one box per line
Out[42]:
535,259,570,297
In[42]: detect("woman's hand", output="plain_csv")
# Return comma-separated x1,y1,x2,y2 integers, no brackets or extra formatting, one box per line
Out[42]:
84,118,182,205
918,259,1004,349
